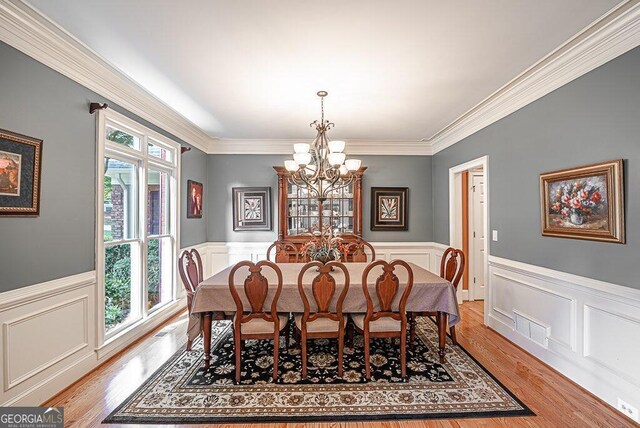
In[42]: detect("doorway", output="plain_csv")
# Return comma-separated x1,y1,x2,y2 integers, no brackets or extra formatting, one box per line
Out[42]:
449,156,489,325
468,168,485,301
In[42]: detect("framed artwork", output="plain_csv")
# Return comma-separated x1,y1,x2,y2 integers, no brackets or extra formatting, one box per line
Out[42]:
187,180,203,218
371,187,408,231
540,159,624,243
233,187,272,231
0,129,43,216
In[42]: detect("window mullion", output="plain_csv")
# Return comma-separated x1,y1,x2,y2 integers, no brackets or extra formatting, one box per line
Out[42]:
140,145,149,319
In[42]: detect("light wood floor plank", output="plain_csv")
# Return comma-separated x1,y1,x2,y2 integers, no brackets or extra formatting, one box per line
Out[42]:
44,301,635,427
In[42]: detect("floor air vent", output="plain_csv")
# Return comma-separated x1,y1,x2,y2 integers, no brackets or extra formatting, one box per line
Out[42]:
513,310,550,348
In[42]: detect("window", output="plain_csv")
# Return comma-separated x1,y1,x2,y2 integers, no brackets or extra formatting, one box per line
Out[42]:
97,110,180,341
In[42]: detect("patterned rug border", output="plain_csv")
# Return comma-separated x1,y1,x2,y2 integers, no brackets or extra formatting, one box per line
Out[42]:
104,321,534,424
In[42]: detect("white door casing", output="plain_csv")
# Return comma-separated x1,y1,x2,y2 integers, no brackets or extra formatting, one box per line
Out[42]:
449,155,490,324
470,172,485,300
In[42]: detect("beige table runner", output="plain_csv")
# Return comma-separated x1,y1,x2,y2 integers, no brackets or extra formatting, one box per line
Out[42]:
187,262,459,341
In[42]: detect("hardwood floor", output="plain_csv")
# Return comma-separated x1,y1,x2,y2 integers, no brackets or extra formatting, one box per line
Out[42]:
45,301,635,427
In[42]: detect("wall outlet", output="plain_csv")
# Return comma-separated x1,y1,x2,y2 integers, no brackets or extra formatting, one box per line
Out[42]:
618,398,639,422
492,230,498,241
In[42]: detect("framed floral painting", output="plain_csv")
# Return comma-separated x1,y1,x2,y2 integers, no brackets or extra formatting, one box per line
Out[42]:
232,187,272,231
0,129,43,216
371,187,408,231
540,159,624,243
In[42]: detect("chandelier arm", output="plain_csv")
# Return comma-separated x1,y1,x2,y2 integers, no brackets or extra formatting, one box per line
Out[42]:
310,131,323,181
288,173,320,199
322,170,352,199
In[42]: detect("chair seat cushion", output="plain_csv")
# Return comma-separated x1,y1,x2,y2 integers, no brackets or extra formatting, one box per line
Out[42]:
351,314,401,333
234,314,289,335
294,314,346,333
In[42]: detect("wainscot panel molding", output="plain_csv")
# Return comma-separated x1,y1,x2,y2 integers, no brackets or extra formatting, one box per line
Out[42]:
180,241,458,300
487,255,640,415
179,242,448,280
0,272,96,406
0,270,187,406
3,1,639,155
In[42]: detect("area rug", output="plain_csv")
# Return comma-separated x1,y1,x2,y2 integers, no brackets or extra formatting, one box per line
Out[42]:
105,317,533,424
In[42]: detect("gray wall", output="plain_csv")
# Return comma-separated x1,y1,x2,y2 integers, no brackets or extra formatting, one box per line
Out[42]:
361,155,432,242
206,155,433,242
180,148,208,247
0,42,207,292
3,36,637,291
206,155,281,242
433,46,640,289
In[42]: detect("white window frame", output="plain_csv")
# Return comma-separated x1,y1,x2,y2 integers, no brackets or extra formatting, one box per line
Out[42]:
96,109,181,347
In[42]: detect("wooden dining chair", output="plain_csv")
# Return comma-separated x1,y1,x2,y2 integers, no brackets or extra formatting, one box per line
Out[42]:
266,240,301,263
178,249,204,351
409,247,465,346
352,260,413,380
344,237,376,262
228,260,288,383
295,261,350,378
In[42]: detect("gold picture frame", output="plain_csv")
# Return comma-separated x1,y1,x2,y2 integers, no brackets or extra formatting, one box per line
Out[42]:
0,129,43,216
540,159,624,243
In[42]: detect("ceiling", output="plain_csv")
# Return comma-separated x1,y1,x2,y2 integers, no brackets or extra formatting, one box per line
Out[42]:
27,0,621,142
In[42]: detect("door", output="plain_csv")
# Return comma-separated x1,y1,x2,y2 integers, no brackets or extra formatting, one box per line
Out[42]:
470,172,485,300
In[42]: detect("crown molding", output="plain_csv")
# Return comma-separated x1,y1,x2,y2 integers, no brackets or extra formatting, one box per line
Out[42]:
207,139,433,155
0,0,211,152
428,0,640,154
3,1,640,156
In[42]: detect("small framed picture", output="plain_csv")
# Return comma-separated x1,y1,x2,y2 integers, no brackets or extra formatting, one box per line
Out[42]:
187,180,203,218
540,159,624,243
233,187,272,231
0,129,43,216
371,187,408,231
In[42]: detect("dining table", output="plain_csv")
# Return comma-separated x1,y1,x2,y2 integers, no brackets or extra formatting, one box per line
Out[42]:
187,262,460,367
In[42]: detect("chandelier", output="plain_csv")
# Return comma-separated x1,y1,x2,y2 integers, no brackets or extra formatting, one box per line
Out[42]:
283,91,362,202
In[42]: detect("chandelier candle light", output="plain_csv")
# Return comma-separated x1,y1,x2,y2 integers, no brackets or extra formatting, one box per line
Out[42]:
284,91,362,202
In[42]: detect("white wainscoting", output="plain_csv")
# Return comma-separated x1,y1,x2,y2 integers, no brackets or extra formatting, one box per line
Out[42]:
0,268,187,406
186,241,448,279
0,272,97,406
488,256,640,416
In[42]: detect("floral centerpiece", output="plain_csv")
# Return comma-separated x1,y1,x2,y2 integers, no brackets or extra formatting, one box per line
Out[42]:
301,228,349,263
550,179,605,225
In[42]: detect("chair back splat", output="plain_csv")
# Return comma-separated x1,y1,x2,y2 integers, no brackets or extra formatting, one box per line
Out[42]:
298,261,350,328
178,249,203,308
363,260,413,323
266,241,300,263
229,260,283,324
344,237,376,262
178,248,204,351
440,247,466,290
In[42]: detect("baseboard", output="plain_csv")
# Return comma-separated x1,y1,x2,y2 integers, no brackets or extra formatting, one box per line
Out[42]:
487,256,640,417
4,353,96,407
